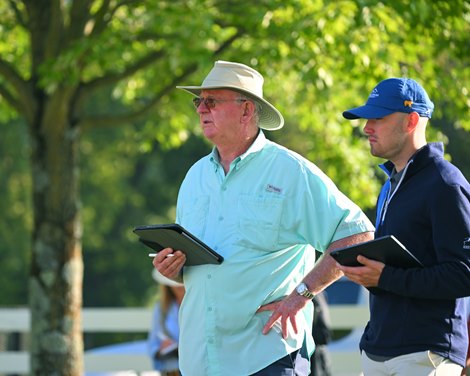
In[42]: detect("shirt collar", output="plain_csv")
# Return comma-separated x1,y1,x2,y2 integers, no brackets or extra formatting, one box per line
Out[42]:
209,130,267,171
239,130,267,160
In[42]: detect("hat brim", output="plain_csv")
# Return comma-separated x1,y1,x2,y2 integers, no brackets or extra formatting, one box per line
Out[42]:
342,105,396,120
177,85,284,131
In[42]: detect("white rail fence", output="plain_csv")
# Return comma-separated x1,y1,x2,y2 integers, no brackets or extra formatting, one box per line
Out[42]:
0,306,368,375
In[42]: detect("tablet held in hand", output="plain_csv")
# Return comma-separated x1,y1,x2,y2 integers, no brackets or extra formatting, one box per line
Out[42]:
330,235,422,268
133,223,224,266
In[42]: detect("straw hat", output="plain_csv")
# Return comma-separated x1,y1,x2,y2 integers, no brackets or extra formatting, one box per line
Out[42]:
152,269,183,287
177,60,284,130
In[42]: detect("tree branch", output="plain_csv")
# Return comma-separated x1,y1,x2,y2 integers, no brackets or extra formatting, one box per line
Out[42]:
23,0,64,67
68,0,94,40
90,0,139,36
214,27,245,55
0,83,21,113
78,28,246,131
9,0,26,27
79,62,198,131
75,49,166,110
88,0,112,36
0,58,35,122
0,59,26,96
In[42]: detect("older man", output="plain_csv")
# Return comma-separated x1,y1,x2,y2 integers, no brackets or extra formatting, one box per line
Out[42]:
152,60,374,376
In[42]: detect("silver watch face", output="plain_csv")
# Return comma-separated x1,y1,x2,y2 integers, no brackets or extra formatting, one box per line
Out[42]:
297,282,314,298
297,283,307,294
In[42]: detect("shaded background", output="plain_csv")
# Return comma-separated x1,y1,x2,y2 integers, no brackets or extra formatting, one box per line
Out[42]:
0,0,468,356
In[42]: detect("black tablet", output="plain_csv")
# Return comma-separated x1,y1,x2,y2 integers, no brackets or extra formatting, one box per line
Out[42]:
330,235,422,268
133,223,224,266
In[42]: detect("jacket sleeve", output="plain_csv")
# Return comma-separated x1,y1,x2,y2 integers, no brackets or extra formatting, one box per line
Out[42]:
379,184,470,299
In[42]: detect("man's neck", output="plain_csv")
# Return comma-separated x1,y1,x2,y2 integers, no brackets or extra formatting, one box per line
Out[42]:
216,130,259,173
392,141,426,172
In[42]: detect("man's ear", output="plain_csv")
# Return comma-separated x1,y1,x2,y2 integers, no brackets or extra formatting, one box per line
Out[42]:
241,101,255,120
406,112,420,133
244,101,253,115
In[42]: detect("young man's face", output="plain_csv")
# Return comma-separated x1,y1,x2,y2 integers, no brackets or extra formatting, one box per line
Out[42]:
363,112,410,161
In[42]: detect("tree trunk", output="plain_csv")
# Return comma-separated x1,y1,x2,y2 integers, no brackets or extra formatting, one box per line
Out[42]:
28,91,83,375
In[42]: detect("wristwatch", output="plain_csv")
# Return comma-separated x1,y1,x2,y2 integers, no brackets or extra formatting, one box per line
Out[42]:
296,282,315,299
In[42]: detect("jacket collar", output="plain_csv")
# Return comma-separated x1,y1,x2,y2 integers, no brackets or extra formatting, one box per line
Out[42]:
379,142,444,178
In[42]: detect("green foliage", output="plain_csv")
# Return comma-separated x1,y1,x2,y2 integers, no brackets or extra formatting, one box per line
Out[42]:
79,120,209,307
0,0,468,313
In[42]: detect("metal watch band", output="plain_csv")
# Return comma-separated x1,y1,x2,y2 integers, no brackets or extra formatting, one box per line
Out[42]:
297,282,315,299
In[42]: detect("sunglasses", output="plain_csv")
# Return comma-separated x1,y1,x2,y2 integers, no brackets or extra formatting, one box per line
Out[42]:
192,97,246,109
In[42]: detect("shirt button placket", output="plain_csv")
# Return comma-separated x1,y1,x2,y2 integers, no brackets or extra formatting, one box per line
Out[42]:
205,273,218,373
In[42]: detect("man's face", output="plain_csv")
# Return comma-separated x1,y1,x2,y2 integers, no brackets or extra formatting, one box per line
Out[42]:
363,112,410,160
194,89,247,143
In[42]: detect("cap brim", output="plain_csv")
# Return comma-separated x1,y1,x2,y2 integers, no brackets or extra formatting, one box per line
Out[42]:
176,85,284,131
342,105,396,120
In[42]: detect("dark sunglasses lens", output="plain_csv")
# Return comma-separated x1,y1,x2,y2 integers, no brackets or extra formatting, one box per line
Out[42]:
192,97,217,108
192,97,202,107
205,98,216,108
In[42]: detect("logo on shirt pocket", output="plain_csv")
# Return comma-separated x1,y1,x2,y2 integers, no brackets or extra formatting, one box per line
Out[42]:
266,184,282,194
463,237,470,250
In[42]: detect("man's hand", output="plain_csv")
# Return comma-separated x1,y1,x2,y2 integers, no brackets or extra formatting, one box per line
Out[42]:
256,233,375,338
151,247,186,280
257,294,310,339
337,255,384,287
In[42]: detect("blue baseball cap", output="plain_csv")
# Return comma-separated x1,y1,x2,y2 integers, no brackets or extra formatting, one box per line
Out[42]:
342,78,434,120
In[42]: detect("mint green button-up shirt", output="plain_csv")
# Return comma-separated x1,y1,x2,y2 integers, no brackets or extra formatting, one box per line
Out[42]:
176,131,373,376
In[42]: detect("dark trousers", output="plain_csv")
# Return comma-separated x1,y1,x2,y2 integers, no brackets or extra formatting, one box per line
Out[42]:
161,372,181,376
310,345,332,376
249,350,310,376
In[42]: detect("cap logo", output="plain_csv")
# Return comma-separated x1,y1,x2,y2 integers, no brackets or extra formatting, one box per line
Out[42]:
369,88,379,99
404,100,413,107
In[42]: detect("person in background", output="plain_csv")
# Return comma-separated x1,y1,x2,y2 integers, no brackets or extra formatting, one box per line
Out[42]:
147,269,185,376
310,291,333,376
151,60,374,376
340,77,470,375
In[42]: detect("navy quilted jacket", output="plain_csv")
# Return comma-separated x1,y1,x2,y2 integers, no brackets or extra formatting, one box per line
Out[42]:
360,142,470,367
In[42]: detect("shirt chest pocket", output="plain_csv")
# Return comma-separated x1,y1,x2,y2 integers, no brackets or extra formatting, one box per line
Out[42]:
237,194,284,250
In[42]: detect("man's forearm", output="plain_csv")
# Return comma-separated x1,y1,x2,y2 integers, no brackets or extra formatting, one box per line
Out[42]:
302,231,374,295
